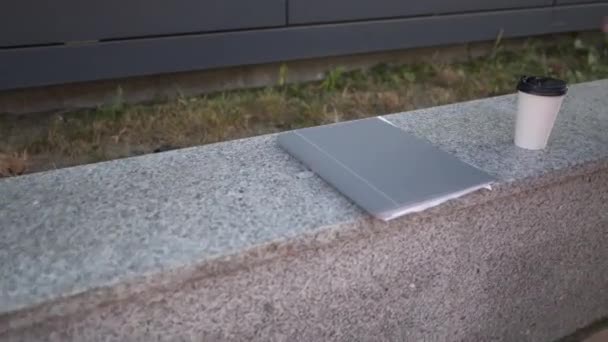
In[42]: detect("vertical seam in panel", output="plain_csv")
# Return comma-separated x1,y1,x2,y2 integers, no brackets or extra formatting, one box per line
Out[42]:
285,0,290,25
551,0,557,27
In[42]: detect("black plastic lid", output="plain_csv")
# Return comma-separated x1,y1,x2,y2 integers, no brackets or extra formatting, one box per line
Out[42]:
517,76,568,96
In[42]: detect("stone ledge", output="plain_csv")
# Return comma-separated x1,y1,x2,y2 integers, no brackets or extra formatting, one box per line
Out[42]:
1,79,607,340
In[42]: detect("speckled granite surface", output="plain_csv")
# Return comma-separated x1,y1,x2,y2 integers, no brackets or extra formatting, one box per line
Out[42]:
4,167,608,342
0,80,607,340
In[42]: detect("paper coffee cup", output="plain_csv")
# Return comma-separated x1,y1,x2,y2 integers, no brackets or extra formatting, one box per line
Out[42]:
514,76,568,150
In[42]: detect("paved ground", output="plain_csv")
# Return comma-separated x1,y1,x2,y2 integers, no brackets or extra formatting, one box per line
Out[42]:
584,329,608,342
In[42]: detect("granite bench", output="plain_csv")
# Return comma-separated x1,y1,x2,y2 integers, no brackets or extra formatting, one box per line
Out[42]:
1,79,607,341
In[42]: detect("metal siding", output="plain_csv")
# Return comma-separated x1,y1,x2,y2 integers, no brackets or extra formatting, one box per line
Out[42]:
0,0,286,47
288,0,553,25
551,3,608,29
0,3,605,90
555,0,607,4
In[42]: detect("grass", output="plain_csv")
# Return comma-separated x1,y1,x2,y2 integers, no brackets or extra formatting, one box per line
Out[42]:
1,32,607,176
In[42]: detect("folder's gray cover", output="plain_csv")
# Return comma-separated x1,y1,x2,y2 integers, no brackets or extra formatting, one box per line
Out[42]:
277,117,495,220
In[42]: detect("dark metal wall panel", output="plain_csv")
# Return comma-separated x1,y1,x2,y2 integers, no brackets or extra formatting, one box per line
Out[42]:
556,0,607,3
0,0,286,47
0,3,604,91
288,0,553,25
552,2,608,29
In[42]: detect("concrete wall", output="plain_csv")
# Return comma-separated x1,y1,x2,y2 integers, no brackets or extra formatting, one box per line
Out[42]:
3,165,608,342
1,80,607,341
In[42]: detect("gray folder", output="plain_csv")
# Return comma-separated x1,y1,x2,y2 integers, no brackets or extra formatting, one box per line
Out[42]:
277,117,495,220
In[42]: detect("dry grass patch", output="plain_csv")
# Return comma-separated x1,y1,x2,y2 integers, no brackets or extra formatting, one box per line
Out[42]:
1,33,607,176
